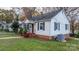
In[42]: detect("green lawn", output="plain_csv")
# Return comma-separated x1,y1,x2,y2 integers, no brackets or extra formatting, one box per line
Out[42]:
0,31,79,51
0,31,19,38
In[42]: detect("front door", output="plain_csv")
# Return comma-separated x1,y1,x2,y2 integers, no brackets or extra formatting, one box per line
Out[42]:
32,24,34,33
29,24,34,33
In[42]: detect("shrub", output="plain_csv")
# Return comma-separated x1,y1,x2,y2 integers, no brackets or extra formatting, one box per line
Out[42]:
19,28,27,34
0,29,3,31
4,29,9,32
75,32,79,38
19,28,23,34
11,21,19,33
22,28,27,33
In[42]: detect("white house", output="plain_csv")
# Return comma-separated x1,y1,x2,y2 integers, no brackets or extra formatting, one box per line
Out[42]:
27,8,70,40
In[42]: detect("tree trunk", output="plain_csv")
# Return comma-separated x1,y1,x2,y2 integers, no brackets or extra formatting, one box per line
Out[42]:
72,26,75,36
71,23,75,36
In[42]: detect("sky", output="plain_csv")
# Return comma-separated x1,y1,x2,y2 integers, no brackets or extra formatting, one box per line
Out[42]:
0,7,12,10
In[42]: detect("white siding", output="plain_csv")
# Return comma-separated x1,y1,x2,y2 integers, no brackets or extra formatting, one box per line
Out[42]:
50,10,70,36
34,21,51,36
33,10,70,36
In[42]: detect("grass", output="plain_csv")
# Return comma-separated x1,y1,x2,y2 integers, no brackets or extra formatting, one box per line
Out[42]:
0,31,20,38
0,31,79,51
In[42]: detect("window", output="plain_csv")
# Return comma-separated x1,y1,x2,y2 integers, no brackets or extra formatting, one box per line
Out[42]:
27,24,29,30
65,24,68,30
40,22,45,30
54,22,57,30
54,22,60,31
37,22,45,31
58,23,60,30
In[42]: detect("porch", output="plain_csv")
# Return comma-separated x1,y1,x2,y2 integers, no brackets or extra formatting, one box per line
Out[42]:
22,23,36,38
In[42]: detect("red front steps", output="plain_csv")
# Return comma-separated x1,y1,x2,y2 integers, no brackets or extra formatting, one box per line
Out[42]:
23,32,36,38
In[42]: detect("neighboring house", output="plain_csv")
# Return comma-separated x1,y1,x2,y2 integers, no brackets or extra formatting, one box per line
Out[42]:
1,21,7,30
26,8,70,40
7,23,13,31
0,22,2,29
0,21,13,31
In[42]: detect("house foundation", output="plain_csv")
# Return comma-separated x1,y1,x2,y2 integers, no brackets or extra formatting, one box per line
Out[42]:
35,34,70,40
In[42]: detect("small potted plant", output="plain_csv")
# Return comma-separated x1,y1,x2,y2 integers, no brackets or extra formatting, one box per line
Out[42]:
23,28,29,37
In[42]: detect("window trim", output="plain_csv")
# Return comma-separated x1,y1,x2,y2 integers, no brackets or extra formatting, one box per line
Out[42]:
65,24,68,30
37,22,45,31
54,22,60,31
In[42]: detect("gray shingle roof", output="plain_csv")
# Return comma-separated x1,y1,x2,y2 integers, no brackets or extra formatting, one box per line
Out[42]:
29,8,63,21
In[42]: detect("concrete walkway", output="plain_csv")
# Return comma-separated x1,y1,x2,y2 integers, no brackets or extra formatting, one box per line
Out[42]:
0,36,22,39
